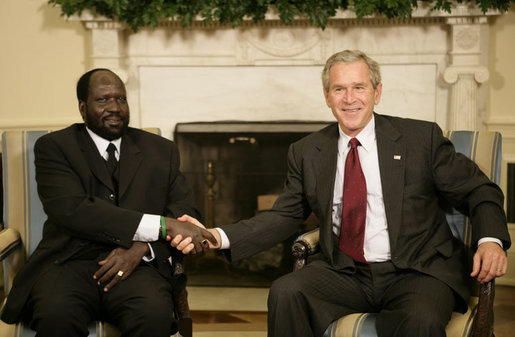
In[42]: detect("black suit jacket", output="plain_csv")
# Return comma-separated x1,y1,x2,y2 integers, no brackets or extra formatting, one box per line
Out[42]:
221,114,511,311
2,123,199,323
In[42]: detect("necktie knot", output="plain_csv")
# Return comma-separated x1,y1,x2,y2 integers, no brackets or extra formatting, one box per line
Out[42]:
106,143,118,176
107,143,117,158
349,137,360,149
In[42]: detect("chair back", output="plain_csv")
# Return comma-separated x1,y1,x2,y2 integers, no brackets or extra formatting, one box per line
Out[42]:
2,130,51,294
1,128,166,337
443,130,502,294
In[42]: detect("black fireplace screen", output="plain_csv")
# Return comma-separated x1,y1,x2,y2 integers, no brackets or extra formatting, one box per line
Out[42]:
174,121,330,287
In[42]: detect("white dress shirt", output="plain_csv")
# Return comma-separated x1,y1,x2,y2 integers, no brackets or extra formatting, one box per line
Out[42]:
86,127,158,260
332,116,390,262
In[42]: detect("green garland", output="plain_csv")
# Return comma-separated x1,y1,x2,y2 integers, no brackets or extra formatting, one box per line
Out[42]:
48,0,514,31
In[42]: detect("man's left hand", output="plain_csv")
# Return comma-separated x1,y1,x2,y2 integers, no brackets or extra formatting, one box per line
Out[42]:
470,241,508,283
93,242,149,292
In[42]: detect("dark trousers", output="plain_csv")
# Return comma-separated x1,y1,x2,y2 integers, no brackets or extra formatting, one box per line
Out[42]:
27,257,174,337
268,259,455,337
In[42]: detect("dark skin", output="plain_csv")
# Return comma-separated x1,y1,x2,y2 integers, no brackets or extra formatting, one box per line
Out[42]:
82,70,216,291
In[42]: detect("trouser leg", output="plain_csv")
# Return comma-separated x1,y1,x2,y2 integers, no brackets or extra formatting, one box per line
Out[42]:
267,260,373,337
375,271,455,337
103,264,175,337
28,260,100,337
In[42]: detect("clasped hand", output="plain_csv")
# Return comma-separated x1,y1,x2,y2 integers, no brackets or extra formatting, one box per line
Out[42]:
170,215,221,254
165,216,218,254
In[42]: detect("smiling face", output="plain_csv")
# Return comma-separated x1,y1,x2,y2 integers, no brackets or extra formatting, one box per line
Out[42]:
323,60,382,137
79,70,130,140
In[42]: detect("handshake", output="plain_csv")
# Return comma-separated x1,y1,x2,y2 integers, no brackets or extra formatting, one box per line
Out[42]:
165,215,220,254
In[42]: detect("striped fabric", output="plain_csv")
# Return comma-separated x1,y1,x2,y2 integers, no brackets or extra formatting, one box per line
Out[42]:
321,130,502,337
0,129,180,337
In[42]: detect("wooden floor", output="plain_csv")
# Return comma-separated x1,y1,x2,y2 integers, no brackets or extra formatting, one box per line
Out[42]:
191,285,515,337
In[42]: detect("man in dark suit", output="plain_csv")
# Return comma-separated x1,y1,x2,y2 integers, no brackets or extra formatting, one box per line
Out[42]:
1,69,215,337
175,50,511,337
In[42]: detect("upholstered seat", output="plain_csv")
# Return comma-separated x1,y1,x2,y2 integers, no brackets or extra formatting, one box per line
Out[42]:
292,130,502,337
0,129,191,337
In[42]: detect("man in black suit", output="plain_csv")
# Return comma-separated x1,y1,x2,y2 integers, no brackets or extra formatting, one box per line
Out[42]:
1,69,215,337
175,50,511,337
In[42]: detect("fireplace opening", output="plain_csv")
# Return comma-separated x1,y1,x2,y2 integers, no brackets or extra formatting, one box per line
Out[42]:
174,121,330,287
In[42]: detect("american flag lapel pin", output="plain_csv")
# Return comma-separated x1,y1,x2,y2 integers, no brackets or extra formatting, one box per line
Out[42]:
393,155,401,160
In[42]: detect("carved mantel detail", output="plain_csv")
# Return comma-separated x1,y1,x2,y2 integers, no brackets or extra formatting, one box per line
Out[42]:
70,4,502,134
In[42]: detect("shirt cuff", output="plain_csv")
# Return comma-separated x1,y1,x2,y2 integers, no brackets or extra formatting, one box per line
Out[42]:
133,214,160,242
216,228,230,249
142,243,156,262
478,237,503,249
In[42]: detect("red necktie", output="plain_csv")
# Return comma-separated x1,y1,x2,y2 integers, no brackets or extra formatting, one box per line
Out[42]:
338,138,367,263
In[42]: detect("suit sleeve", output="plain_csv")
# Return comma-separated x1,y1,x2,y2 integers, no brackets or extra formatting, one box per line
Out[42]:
164,142,200,220
221,141,311,261
430,124,511,250
149,141,200,260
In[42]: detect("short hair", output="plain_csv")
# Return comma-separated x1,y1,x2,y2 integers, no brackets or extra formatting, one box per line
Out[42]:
321,50,381,91
76,68,115,102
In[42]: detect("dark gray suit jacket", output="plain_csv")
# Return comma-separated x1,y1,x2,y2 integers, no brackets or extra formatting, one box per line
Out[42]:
221,113,511,311
2,123,199,323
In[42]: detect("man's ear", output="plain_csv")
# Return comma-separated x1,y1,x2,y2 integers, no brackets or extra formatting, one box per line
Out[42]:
78,101,86,121
323,88,330,107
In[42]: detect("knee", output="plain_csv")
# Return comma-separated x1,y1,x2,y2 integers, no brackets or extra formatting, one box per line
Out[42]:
268,273,308,309
395,307,448,336
31,302,90,336
118,298,173,335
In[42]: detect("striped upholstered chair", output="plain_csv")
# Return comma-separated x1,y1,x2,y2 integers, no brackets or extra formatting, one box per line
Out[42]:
292,130,502,337
0,129,191,337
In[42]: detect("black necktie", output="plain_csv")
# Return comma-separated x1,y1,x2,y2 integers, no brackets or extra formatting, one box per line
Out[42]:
106,143,118,177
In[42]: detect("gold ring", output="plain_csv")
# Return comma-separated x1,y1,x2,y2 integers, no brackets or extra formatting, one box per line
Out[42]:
117,270,124,277
201,239,208,245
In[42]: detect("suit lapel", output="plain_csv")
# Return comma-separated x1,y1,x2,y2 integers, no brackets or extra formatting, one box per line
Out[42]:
375,114,405,251
77,127,115,192
313,124,339,260
118,133,143,199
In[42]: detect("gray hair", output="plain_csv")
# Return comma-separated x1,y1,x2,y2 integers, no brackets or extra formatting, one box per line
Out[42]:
321,50,381,91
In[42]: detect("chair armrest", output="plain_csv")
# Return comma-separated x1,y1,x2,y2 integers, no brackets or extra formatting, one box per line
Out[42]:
470,280,495,337
0,228,22,261
292,228,320,271
171,252,192,337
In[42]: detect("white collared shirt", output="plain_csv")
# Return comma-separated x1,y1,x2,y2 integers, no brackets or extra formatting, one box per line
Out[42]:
86,127,157,260
332,116,391,262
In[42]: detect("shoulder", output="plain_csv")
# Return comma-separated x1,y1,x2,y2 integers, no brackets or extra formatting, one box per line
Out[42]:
35,123,83,147
124,127,179,156
375,113,442,141
124,127,174,146
293,123,338,148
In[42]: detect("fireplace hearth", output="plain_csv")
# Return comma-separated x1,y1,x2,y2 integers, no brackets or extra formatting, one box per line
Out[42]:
175,121,330,287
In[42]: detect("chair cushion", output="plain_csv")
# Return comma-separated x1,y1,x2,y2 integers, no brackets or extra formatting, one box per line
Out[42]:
324,303,476,337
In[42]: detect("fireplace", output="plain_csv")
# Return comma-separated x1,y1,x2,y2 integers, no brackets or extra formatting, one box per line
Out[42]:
175,121,330,287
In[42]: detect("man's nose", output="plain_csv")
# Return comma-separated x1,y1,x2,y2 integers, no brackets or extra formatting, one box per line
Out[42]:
343,89,355,103
106,98,121,111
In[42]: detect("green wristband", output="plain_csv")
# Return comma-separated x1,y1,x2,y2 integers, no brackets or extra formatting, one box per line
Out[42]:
160,216,167,240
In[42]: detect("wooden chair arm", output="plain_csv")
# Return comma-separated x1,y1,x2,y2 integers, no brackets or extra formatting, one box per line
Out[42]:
0,228,22,261
470,280,495,337
292,229,320,272
171,252,192,337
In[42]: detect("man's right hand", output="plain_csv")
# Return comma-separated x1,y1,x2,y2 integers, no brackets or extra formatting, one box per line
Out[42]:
164,217,216,254
171,215,221,254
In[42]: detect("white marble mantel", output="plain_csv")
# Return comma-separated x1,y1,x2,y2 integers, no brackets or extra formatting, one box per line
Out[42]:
70,3,501,139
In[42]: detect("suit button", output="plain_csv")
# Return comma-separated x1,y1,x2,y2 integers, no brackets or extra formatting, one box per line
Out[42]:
109,194,116,201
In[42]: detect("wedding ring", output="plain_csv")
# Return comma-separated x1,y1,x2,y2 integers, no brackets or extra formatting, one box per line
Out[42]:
201,239,208,246
117,270,124,277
